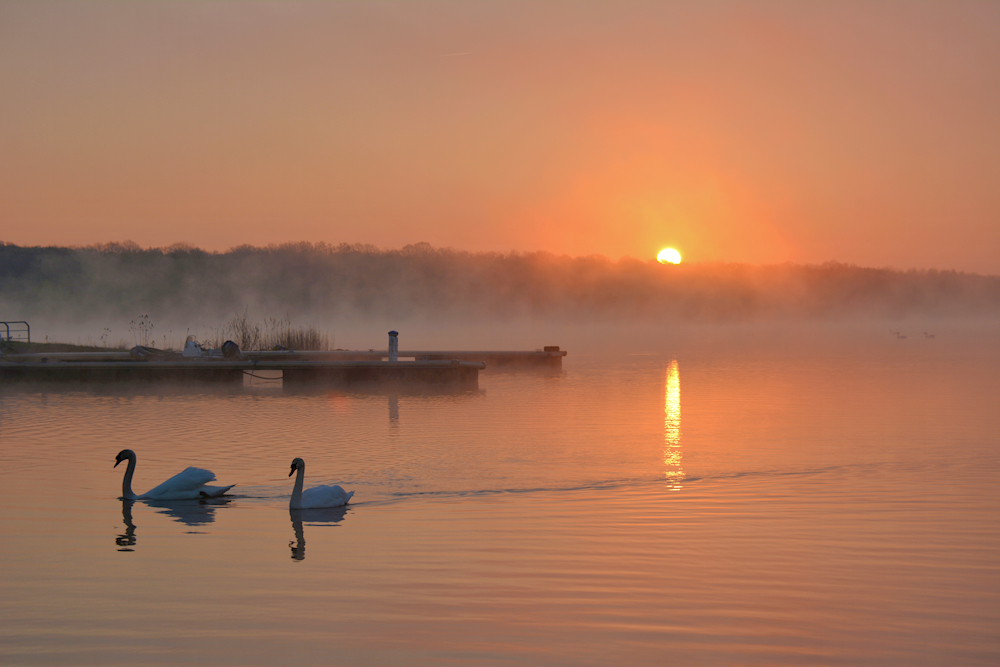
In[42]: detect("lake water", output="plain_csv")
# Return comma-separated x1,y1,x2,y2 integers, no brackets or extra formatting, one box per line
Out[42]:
1,335,998,665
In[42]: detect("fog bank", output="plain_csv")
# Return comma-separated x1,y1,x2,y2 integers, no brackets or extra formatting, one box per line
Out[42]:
1,242,997,350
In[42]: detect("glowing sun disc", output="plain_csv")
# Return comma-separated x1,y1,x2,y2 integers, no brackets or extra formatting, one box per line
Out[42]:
657,248,682,264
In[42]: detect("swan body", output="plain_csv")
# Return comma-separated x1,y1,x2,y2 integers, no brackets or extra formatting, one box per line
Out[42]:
289,457,353,509
114,449,235,500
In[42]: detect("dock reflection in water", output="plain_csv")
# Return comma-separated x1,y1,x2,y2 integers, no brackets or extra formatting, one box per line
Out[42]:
289,507,350,561
388,393,399,427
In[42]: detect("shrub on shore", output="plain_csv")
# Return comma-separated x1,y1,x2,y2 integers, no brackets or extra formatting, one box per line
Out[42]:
203,310,330,351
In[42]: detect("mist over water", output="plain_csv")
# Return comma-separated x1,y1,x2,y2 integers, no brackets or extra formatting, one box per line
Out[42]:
1,241,997,349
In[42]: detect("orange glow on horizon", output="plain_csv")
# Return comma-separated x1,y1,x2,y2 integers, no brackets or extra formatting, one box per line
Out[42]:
0,3,996,272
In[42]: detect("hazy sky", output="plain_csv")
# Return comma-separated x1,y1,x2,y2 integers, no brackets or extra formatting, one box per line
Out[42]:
1,1,997,273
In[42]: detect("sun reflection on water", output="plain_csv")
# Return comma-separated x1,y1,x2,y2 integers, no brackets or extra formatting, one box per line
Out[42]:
664,359,682,489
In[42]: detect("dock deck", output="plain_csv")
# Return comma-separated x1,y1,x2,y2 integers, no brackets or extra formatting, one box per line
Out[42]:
246,347,566,368
0,346,564,388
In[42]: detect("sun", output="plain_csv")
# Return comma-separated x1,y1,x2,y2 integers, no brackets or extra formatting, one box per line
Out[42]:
657,248,682,264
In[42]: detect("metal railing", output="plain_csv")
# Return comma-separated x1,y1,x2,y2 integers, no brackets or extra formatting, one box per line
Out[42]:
1,321,30,343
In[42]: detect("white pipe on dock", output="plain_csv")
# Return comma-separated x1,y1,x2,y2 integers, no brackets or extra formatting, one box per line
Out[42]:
388,330,399,362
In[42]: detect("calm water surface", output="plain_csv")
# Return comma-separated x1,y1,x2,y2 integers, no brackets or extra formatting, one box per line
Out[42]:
1,340,997,665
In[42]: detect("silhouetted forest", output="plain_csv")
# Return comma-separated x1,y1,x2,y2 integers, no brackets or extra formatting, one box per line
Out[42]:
1,242,998,329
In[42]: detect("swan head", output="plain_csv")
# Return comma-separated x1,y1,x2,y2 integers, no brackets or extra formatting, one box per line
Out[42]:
114,449,136,468
289,458,305,477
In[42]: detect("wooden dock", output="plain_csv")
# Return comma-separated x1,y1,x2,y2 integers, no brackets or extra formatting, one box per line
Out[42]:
0,345,564,388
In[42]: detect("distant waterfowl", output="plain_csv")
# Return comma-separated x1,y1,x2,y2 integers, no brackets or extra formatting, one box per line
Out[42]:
114,449,236,501
288,458,354,509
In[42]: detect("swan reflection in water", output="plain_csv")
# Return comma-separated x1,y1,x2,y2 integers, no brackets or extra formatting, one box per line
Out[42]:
115,497,234,551
116,500,137,551
147,497,233,526
289,506,349,561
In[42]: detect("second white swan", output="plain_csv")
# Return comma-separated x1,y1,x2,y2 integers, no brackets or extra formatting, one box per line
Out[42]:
114,449,236,501
288,457,354,509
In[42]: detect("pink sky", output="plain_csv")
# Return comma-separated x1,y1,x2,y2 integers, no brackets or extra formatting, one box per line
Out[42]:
1,1,997,273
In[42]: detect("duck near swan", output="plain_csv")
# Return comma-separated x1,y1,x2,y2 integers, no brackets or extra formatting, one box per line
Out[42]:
288,457,353,509
114,449,236,501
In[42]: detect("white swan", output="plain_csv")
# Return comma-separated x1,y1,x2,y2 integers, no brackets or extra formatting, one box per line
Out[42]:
288,457,353,509
114,449,236,501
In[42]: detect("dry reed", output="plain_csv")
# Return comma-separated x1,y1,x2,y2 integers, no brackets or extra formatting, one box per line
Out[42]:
203,309,330,351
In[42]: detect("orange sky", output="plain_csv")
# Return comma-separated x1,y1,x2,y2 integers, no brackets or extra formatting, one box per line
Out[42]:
1,1,997,273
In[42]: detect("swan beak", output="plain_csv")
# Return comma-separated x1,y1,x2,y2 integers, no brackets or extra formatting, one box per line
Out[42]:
289,466,295,477
114,458,122,468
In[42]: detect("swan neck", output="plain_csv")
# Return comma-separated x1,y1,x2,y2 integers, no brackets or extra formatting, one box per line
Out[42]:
290,465,305,508
121,453,138,500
